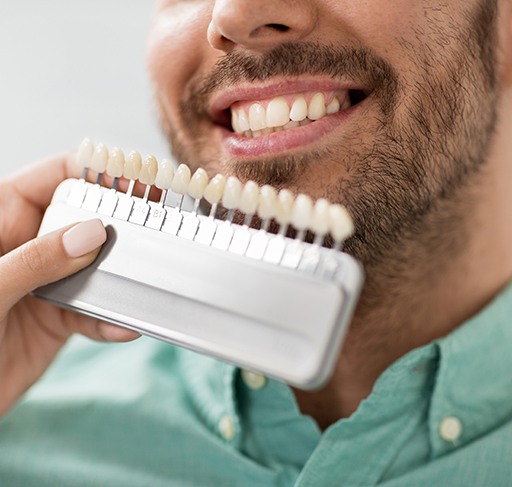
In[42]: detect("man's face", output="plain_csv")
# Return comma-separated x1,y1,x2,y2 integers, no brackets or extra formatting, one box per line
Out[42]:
147,0,506,267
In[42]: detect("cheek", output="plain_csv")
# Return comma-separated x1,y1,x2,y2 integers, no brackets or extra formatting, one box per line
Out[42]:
147,3,214,117
333,0,421,47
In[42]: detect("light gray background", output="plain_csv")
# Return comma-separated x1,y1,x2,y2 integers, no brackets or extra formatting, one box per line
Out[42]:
0,1,168,178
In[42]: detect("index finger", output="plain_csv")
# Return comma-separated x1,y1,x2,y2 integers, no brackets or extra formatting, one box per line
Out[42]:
5,152,80,211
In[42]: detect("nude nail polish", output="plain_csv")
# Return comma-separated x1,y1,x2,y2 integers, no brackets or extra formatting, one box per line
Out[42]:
62,219,107,258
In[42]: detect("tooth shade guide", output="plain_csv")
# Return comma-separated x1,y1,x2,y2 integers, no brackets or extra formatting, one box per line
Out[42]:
77,137,94,180
71,139,356,257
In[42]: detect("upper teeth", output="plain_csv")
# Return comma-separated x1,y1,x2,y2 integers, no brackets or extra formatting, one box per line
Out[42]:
231,92,350,136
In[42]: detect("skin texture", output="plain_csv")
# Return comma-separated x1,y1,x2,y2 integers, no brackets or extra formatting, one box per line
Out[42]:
148,0,512,426
0,155,139,416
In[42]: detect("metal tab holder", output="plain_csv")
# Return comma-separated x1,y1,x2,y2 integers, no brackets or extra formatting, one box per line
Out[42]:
161,207,183,236
113,194,135,221
280,239,305,269
145,202,167,231
97,189,119,217
211,221,235,250
228,226,252,255
194,218,218,246
129,197,151,226
66,179,88,208
245,230,270,259
34,178,364,390
262,235,287,264
81,184,104,213
178,213,200,240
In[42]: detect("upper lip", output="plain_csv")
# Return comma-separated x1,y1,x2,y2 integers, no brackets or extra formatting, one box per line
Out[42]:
208,77,370,126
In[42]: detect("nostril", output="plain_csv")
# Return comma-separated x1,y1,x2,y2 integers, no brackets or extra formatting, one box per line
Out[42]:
266,23,290,32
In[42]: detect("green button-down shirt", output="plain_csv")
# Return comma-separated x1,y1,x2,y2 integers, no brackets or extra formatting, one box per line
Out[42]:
1,284,512,486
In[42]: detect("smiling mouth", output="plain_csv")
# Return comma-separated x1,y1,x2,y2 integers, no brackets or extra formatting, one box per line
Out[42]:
221,89,369,138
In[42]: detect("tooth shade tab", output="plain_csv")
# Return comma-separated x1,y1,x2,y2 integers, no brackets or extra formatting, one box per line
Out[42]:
77,138,94,168
204,174,226,205
124,150,142,180
139,155,158,185
90,143,109,173
222,176,243,210
329,204,354,242
311,198,330,236
239,180,260,215
291,194,313,231
107,147,125,178
275,189,294,225
257,185,278,220
171,164,192,195
188,168,209,200
155,158,175,190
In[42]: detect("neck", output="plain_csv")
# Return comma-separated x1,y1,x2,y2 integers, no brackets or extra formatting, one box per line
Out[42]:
295,95,512,430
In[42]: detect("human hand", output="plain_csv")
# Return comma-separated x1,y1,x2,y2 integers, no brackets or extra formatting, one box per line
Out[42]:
0,153,139,415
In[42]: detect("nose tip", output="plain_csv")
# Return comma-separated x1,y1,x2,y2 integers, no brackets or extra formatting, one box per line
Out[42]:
208,0,317,52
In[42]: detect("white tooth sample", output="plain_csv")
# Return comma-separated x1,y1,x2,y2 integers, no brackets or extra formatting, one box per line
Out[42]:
124,150,142,180
77,137,94,168
308,93,326,120
329,204,354,242
326,97,340,115
249,103,267,131
341,97,351,110
204,174,226,204
188,168,209,200
311,198,330,236
239,180,260,215
266,97,290,128
171,163,192,195
238,109,250,132
90,143,109,173
291,193,313,231
139,154,158,185
106,147,125,178
231,110,241,133
257,185,278,220
155,158,175,190
289,96,308,122
275,189,294,226
222,176,243,210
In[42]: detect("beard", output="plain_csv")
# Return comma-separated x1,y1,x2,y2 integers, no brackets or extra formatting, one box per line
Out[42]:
158,0,500,273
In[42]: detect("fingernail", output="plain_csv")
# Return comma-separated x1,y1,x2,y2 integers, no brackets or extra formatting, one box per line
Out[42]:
62,219,107,258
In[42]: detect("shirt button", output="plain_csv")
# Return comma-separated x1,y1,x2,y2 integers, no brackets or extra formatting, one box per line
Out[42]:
439,416,462,442
241,370,266,390
219,414,236,441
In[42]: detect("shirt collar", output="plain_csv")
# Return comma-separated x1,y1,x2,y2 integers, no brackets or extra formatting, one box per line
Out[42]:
178,281,512,472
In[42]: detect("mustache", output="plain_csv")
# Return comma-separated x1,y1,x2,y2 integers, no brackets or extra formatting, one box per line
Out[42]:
186,42,400,118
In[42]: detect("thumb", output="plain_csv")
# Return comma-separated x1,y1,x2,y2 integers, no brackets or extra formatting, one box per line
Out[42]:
0,219,107,311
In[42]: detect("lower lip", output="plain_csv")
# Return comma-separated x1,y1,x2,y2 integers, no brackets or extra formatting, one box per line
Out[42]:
218,104,360,159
